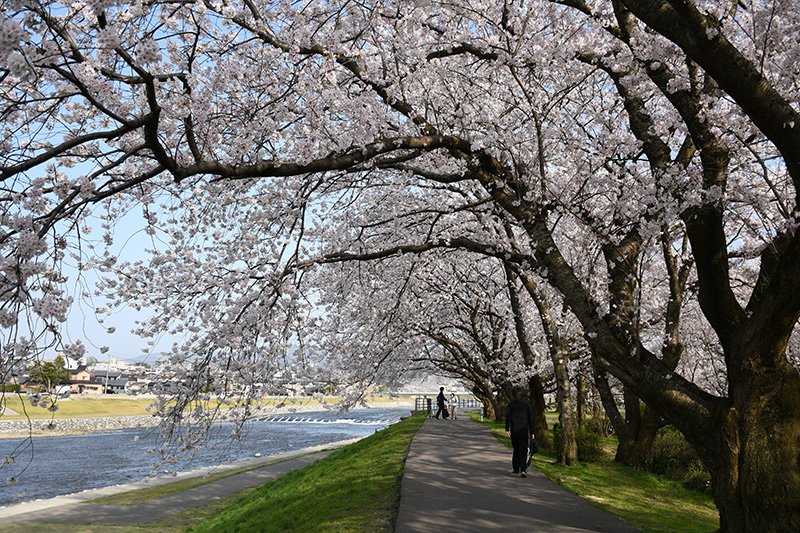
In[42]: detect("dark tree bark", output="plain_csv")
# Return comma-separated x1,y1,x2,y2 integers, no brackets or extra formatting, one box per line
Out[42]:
576,373,586,427
528,374,552,452
516,271,578,465
504,263,553,450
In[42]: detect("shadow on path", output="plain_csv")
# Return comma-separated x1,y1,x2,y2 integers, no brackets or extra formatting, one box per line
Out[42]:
395,416,641,533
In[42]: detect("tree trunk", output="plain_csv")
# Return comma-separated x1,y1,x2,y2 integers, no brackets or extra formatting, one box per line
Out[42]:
504,262,551,450
529,374,552,452
592,341,663,468
627,405,663,468
517,270,579,465
614,387,642,464
576,373,586,427
474,391,498,421
475,386,511,422
553,350,578,465
693,343,800,532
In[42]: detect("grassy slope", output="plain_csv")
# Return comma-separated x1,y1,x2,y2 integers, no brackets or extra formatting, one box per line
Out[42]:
473,412,719,533
189,413,426,533
1,396,155,419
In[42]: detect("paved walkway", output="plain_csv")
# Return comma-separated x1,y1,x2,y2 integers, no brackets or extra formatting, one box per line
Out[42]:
0,415,641,531
395,416,640,533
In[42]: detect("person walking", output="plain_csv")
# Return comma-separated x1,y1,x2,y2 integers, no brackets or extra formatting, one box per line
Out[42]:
449,393,458,420
434,387,447,419
505,387,535,477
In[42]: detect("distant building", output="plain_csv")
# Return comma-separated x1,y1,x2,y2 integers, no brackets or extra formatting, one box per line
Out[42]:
106,377,131,394
59,352,82,371
67,366,102,394
67,366,127,394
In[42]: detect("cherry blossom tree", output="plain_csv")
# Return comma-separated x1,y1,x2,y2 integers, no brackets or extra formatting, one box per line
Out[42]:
1,1,799,529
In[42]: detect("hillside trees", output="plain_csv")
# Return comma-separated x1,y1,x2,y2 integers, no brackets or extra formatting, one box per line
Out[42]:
1,1,799,530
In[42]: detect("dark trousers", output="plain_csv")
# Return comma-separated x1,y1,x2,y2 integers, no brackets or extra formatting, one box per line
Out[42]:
434,403,445,418
510,429,529,473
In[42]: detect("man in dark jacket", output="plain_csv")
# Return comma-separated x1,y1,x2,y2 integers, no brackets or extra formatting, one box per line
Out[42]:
505,387,535,477
434,387,447,419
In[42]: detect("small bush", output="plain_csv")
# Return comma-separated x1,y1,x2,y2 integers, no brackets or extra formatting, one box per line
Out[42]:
551,423,604,462
683,460,712,493
650,427,697,473
576,426,604,462
584,415,614,437
648,426,712,493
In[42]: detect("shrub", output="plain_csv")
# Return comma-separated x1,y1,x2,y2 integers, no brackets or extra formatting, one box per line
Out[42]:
584,415,614,437
551,423,604,462
683,460,713,493
650,426,697,473
648,426,712,493
575,426,604,462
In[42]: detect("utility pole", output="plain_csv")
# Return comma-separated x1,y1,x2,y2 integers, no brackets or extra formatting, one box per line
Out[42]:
104,353,110,394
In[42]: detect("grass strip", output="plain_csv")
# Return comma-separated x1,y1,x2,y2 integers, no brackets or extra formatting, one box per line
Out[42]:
1,397,156,419
189,413,426,533
471,412,719,533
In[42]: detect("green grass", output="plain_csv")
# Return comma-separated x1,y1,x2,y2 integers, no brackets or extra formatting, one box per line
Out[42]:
472,412,719,533
188,413,426,533
0,395,156,419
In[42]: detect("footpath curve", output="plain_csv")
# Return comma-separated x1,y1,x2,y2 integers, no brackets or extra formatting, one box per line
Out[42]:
395,415,641,533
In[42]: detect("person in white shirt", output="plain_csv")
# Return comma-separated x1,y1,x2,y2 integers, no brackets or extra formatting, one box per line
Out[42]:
448,393,458,420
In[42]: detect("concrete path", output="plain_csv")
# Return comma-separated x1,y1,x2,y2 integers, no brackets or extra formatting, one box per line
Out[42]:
395,416,641,533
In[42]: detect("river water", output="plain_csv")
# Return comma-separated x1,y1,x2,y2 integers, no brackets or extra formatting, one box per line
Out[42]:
0,407,408,507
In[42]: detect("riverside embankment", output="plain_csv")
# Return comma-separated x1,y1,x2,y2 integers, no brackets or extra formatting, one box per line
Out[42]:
0,398,415,438
0,404,414,506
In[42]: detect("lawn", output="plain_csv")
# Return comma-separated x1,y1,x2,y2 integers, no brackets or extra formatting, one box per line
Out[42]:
0,395,156,419
189,412,426,532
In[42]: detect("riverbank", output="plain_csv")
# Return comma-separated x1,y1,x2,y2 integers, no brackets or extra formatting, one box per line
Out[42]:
0,399,415,439
0,414,716,533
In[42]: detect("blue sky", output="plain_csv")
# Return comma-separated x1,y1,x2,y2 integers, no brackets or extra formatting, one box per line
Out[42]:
57,209,177,364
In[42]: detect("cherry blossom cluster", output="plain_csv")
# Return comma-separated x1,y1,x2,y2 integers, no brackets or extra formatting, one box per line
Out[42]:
136,37,160,64
32,294,73,322
0,16,28,51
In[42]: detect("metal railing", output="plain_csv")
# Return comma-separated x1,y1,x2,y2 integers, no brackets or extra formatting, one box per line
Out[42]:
414,397,482,411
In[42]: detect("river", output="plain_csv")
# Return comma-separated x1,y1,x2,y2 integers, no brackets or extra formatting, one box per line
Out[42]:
0,406,408,507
